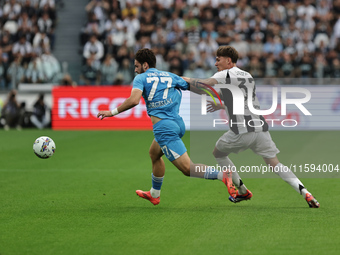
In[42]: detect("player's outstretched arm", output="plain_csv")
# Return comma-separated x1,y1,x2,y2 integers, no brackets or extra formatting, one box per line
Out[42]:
97,89,142,120
182,77,219,96
182,77,218,89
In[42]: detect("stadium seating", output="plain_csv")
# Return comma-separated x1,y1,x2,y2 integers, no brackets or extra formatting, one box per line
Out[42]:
0,0,61,90
79,0,340,85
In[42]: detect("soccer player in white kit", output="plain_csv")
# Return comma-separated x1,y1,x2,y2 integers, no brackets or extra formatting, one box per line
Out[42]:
183,46,320,208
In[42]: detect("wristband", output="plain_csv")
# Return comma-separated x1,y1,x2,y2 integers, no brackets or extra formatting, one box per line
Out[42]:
111,108,119,116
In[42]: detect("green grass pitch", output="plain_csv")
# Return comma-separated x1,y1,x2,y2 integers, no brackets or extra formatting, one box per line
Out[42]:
0,130,339,255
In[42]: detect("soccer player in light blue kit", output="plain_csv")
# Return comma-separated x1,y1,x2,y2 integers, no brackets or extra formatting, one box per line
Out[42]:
97,48,235,205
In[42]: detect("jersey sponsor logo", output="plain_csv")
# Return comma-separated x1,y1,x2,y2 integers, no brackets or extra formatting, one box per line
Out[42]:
147,98,173,109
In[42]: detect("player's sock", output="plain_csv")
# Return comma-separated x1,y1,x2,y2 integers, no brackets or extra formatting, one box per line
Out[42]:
216,156,248,194
203,166,219,179
150,173,163,198
274,163,309,196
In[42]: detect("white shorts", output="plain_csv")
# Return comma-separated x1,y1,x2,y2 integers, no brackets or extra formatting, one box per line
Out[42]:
215,131,280,158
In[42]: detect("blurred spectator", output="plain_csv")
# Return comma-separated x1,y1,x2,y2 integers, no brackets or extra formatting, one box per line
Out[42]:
105,12,123,37
80,12,104,45
314,51,327,78
40,47,61,82
278,52,296,78
12,35,33,65
248,55,264,78
60,73,77,86
151,25,168,46
115,45,132,65
83,34,104,61
264,53,279,78
0,33,13,62
121,2,139,19
30,93,50,129
21,0,37,19
110,26,136,48
175,33,196,58
39,0,57,23
281,19,301,43
1,89,24,130
108,0,122,18
153,46,169,71
197,33,219,60
100,53,118,85
3,0,22,21
295,13,315,32
39,0,55,9
116,58,134,85
0,55,6,89
26,57,45,83
230,34,249,57
296,32,316,57
17,12,34,35
249,33,264,55
7,56,25,89
85,0,110,22
80,56,101,85
297,0,316,19
122,13,140,35
263,35,283,58
37,12,55,48
0,47,9,89
297,53,314,78
37,12,53,35
331,58,340,78
32,30,50,52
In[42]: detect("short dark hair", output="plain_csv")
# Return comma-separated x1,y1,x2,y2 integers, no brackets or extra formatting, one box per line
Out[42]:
216,46,238,63
135,48,156,68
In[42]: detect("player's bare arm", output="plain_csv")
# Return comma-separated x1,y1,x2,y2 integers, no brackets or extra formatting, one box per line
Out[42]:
97,89,143,120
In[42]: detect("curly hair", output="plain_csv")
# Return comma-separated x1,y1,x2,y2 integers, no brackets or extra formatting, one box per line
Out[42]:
135,48,156,68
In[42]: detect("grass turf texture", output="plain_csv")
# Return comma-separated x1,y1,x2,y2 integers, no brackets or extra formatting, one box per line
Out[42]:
0,130,339,255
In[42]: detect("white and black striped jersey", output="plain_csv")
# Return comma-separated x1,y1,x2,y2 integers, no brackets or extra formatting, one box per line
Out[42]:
211,67,269,134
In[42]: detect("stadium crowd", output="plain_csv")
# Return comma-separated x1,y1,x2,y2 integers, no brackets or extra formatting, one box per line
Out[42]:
0,0,62,90
80,0,340,85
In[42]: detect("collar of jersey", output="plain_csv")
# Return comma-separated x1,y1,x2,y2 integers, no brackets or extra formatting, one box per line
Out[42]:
146,68,157,72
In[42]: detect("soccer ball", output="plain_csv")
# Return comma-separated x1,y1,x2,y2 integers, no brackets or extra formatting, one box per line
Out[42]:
33,136,56,159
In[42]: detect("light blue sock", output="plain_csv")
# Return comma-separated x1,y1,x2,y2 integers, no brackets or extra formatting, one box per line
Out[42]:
152,173,164,190
150,173,164,198
204,167,219,180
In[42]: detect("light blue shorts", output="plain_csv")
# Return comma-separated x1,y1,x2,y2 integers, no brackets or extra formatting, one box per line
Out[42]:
153,117,187,162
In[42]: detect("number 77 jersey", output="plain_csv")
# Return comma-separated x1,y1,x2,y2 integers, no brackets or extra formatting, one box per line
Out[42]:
132,68,189,119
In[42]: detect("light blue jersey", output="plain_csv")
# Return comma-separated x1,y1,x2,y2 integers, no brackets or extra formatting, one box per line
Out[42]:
132,68,189,119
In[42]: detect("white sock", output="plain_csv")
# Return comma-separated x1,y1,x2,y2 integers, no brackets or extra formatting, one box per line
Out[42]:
274,163,308,196
216,156,248,194
217,172,223,180
150,187,160,198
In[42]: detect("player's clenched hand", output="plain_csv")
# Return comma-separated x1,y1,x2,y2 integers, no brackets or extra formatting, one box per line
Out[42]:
207,101,224,112
97,111,113,120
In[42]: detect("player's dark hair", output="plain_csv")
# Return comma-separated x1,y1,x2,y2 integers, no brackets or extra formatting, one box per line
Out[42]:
216,46,238,63
135,48,156,68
